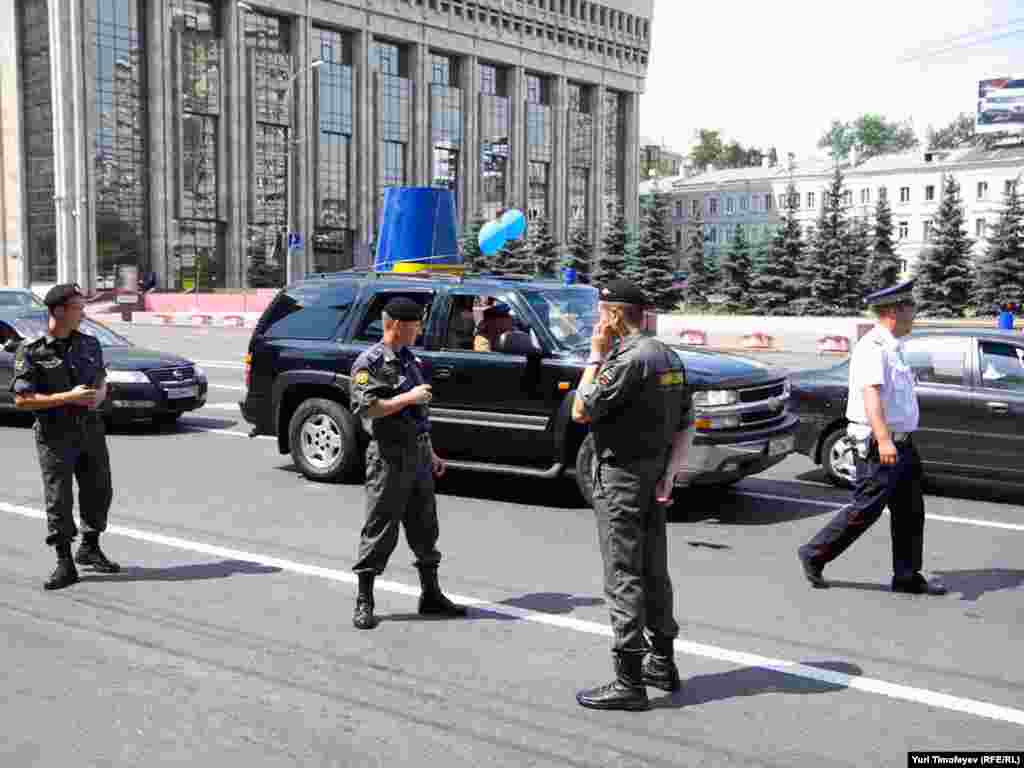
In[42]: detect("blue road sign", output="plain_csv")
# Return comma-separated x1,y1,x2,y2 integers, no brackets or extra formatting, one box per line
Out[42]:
288,232,304,249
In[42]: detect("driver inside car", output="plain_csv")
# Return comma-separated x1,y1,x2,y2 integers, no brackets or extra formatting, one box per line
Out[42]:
473,302,517,353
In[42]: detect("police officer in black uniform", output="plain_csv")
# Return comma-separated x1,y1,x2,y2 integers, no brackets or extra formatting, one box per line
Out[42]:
11,284,120,590
349,297,467,629
572,279,690,711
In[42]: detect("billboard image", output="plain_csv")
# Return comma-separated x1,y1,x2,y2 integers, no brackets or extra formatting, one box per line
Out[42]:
976,77,1024,134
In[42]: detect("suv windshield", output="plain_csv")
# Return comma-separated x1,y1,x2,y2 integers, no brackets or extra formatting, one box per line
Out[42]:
11,313,132,347
520,285,600,350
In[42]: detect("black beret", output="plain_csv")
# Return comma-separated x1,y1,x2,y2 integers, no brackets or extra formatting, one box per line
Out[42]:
598,279,647,306
382,297,424,321
44,283,83,308
483,301,512,318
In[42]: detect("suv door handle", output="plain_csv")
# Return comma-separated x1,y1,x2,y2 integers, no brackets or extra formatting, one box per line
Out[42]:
986,401,1010,415
434,366,453,380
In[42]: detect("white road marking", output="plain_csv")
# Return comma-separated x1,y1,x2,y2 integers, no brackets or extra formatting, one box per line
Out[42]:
1,499,1021,727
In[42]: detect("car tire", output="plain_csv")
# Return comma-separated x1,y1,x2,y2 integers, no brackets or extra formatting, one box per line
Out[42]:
575,433,596,507
289,398,360,483
821,428,857,488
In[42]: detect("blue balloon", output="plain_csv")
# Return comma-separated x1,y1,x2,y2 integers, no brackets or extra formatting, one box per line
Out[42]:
500,209,527,240
478,220,507,256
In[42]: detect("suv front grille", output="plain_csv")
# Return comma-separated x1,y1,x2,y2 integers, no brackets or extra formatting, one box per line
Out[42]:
739,381,785,403
148,366,195,385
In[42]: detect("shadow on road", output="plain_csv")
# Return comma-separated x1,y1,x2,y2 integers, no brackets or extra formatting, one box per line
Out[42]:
80,559,281,583
496,592,604,613
931,569,1024,602
650,660,863,710
668,487,831,526
437,469,588,510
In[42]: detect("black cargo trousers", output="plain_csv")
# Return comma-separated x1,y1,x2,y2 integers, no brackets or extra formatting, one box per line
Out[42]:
352,436,442,575
35,411,113,546
800,437,924,579
592,451,679,655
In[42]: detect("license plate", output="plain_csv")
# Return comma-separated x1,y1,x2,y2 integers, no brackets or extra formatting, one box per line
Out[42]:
769,435,795,455
165,385,198,400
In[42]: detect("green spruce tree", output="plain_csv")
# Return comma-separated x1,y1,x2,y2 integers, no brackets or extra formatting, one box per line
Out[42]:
913,175,974,318
804,167,850,315
595,208,628,286
494,235,531,275
460,213,486,272
527,216,560,277
681,206,713,308
750,186,803,314
637,193,679,311
623,223,646,286
719,224,754,313
564,225,593,284
844,217,872,312
868,195,900,289
973,177,1024,315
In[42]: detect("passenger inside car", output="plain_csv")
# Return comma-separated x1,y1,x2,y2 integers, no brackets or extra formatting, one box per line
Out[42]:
473,301,518,352
445,296,477,350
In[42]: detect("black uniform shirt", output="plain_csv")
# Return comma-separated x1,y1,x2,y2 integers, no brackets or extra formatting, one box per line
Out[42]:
350,342,430,446
10,331,106,424
580,333,689,461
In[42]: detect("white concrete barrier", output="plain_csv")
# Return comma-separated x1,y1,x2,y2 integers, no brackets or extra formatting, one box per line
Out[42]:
101,312,262,329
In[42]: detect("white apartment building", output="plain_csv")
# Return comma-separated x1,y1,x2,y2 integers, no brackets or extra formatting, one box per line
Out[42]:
642,143,1024,276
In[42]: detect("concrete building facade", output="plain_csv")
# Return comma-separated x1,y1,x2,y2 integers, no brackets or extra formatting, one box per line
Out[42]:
0,0,653,292
641,145,1024,277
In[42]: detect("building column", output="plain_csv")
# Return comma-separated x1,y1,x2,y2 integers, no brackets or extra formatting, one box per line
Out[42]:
552,75,567,242
224,1,245,287
509,64,525,208
623,90,640,232
413,42,430,186
48,0,90,289
460,54,479,228
591,83,606,252
355,29,374,261
147,0,171,288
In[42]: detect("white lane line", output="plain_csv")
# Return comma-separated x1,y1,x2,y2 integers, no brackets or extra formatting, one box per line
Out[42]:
1,499,1021,727
734,490,1024,532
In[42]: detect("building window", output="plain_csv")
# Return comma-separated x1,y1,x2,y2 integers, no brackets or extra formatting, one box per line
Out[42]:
525,73,546,105
603,91,624,219
431,52,457,86
709,198,718,216
480,63,510,221
1006,180,1016,196
842,190,853,205
900,259,908,273
675,201,683,218
725,197,735,214
977,181,989,199
976,218,987,238
765,193,772,210
566,82,592,238
675,230,682,248
923,220,933,242
567,82,587,113
898,220,909,239
740,196,749,211
899,186,911,203
924,184,935,201
777,194,786,210
860,188,871,204
707,225,717,244
691,199,700,216
19,0,56,283
807,192,816,209
878,186,887,202
375,43,412,209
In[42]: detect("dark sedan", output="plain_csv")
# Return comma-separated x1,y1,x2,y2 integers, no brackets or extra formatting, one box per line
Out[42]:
0,309,207,425
790,330,1024,488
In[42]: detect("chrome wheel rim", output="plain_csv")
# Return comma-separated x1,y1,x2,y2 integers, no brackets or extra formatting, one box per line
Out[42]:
300,413,342,470
828,434,857,485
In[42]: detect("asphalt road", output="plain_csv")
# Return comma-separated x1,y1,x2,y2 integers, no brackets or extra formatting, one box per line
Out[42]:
2,323,1022,767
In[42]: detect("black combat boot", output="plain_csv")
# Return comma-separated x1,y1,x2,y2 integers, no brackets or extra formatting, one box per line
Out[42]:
642,636,682,692
576,653,650,711
416,566,467,617
75,532,120,573
44,542,79,591
353,572,378,630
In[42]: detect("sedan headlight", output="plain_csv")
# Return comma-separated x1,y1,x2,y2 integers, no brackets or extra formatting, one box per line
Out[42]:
105,370,150,384
692,389,739,407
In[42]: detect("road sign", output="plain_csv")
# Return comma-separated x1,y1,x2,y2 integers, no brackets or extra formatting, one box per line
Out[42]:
288,232,304,249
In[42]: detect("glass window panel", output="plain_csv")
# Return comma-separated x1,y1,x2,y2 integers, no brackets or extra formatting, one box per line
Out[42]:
603,90,623,217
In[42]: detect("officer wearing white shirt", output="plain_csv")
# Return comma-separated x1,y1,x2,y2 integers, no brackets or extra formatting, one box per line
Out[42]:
798,280,947,596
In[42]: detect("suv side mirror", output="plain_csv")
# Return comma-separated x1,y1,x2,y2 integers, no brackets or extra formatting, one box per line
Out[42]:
497,330,538,356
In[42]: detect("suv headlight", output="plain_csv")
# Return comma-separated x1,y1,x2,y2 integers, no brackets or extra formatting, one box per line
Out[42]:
193,365,207,381
692,389,739,407
106,370,150,384
782,379,791,398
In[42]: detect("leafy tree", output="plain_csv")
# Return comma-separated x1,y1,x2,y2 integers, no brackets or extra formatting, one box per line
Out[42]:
926,113,976,150
527,216,560,277
750,185,803,314
973,177,1024,315
595,208,628,285
867,195,901,289
681,206,714,307
719,225,754,313
913,175,974,317
803,167,850,314
818,114,919,160
637,193,679,311
460,213,486,271
689,129,724,170
564,225,593,284
720,141,748,169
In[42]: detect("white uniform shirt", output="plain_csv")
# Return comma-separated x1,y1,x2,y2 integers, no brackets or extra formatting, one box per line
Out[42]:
845,325,920,433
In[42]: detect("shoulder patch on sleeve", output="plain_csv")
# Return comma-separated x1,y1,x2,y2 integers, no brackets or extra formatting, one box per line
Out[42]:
598,370,614,386
354,370,370,386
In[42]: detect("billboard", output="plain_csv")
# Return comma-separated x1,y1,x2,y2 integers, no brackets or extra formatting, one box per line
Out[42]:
976,77,1024,134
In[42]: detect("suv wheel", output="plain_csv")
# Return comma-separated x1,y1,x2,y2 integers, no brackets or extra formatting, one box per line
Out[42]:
289,398,360,483
575,433,596,506
821,427,856,488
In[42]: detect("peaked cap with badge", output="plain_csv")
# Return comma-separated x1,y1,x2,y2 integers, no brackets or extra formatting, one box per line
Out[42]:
598,280,648,306
865,279,915,309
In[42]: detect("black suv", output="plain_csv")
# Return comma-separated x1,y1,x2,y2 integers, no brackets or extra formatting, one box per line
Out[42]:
240,271,799,502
